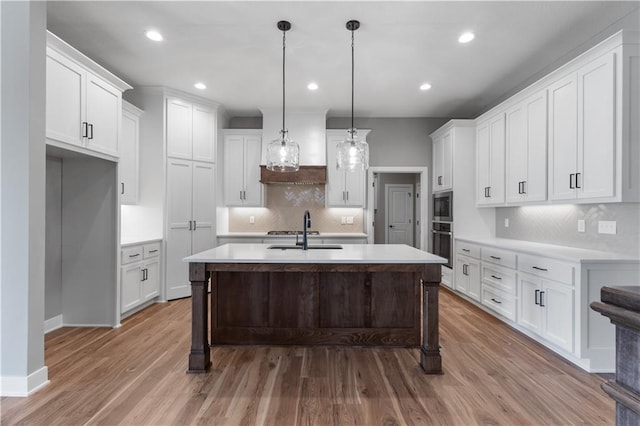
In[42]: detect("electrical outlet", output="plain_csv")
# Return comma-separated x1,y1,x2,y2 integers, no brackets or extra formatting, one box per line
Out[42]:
341,216,346,225
598,220,617,235
249,215,255,224
577,219,585,233
346,216,354,224
504,218,509,228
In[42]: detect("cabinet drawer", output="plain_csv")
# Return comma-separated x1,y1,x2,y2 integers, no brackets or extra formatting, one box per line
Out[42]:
143,243,161,259
481,247,517,269
482,264,516,295
518,254,574,285
456,241,480,258
481,285,516,322
121,246,143,265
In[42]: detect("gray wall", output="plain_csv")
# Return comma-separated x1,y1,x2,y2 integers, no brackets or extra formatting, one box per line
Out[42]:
45,158,62,320
496,203,640,257
228,116,262,129
327,117,449,167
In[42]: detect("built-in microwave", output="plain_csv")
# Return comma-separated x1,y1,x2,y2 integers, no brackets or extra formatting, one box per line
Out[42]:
433,191,453,222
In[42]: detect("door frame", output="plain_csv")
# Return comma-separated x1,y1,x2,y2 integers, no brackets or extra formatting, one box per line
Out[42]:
366,166,429,249
384,183,414,245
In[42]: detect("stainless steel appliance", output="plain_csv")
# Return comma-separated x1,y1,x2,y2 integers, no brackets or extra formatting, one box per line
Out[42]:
433,191,453,222
431,221,452,268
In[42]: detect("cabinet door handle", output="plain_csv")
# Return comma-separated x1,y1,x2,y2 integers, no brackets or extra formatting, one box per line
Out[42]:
490,275,502,280
121,183,125,195
243,190,246,200
575,173,581,189
490,298,502,305
193,220,197,231
438,176,442,185
522,181,526,194
490,255,501,260
88,123,94,140
82,122,88,138
346,191,349,201
534,289,540,305
188,220,192,231
540,291,545,307
532,266,548,272
569,173,575,189
463,264,468,275
461,248,470,252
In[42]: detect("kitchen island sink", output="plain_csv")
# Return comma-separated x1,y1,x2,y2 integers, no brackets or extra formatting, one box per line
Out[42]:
267,244,343,250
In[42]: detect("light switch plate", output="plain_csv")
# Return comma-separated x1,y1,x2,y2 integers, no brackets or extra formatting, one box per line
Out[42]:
578,219,585,233
249,215,255,224
598,220,617,234
504,218,509,228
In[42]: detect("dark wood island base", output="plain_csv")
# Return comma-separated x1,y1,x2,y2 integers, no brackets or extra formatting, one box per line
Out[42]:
187,261,443,374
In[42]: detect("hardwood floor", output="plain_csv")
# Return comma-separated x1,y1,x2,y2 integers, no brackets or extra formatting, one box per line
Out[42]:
1,288,613,425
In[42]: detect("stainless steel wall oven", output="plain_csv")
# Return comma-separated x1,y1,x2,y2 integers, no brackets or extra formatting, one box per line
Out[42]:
431,221,452,268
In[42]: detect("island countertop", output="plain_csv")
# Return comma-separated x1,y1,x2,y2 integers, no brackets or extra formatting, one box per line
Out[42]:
184,243,447,264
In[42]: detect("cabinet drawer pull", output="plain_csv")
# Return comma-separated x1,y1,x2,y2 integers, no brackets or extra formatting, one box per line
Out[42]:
148,249,158,253
462,248,470,252
490,298,502,305
129,253,140,258
490,255,501,260
532,266,548,272
534,289,540,305
490,275,502,280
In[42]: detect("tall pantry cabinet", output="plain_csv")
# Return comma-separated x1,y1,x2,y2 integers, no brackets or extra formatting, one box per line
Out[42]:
125,88,219,302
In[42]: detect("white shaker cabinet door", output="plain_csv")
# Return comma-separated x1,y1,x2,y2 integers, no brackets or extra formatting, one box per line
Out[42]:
46,49,85,147
223,135,246,206
141,260,160,301
120,107,140,204
192,105,216,163
506,103,528,203
166,98,193,160
577,52,615,200
524,90,548,203
548,74,578,201
85,73,120,157
517,274,543,336
191,162,216,254
121,264,142,312
344,169,365,207
542,280,574,353
242,135,263,206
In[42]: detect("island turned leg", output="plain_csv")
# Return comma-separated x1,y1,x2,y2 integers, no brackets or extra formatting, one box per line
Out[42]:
188,262,211,373
420,265,443,374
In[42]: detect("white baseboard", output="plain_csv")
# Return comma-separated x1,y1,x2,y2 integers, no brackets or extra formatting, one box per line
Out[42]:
44,315,63,334
1,366,49,397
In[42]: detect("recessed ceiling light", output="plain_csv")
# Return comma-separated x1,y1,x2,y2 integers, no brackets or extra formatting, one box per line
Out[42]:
145,30,163,42
458,32,475,44
307,82,319,91
194,82,207,90
420,83,432,91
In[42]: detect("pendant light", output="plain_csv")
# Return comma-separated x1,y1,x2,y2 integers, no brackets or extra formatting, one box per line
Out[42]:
266,20,300,172
336,20,369,172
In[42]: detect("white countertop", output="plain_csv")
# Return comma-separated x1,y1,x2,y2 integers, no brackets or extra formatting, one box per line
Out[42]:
218,232,368,238
121,237,162,247
184,243,446,264
456,236,639,263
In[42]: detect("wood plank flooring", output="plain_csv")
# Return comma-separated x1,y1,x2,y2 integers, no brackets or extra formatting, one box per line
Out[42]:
1,288,614,425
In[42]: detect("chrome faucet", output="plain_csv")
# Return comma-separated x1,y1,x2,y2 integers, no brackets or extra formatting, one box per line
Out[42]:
302,210,311,250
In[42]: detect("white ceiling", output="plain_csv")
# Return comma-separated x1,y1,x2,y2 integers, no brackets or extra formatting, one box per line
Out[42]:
46,1,639,119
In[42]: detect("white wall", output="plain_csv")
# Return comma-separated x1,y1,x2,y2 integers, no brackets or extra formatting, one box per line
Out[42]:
0,1,48,396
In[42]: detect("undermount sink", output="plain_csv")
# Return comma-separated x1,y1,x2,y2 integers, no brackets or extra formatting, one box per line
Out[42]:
268,244,343,250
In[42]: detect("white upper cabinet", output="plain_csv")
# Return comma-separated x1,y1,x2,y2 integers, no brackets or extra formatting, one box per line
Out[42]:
476,113,505,206
432,131,452,192
45,32,130,158
120,101,143,205
326,130,370,207
166,98,216,163
505,89,548,204
223,130,263,206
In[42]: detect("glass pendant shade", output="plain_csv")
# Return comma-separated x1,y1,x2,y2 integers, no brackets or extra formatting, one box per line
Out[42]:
336,128,369,172
266,130,300,172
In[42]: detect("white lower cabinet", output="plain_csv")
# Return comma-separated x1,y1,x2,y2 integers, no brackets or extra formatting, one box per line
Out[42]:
120,242,161,315
517,272,574,353
455,254,480,301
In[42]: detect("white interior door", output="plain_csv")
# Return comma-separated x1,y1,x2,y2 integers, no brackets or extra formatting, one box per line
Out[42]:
385,184,414,246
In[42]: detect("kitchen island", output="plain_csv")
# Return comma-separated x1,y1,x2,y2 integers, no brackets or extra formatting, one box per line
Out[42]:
184,244,446,374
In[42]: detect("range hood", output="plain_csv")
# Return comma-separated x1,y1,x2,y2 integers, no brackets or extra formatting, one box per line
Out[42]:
260,165,326,185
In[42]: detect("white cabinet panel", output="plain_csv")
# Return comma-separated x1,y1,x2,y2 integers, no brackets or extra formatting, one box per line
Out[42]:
455,254,480,301
432,132,452,192
121,264,142,312
120,242,162,314
192,105,216,163
141,260,160,301
85,74,120,156
223,131,263,206
120,102,141,204
476,114,505,205
191,162,216,254
166,98,193,160
326,130,368,207
518,274,544,336
543,280,574,352
46,50,84,147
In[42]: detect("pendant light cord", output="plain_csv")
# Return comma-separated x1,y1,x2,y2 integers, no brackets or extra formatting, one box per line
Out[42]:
282,30,286,137
351,29,355,132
